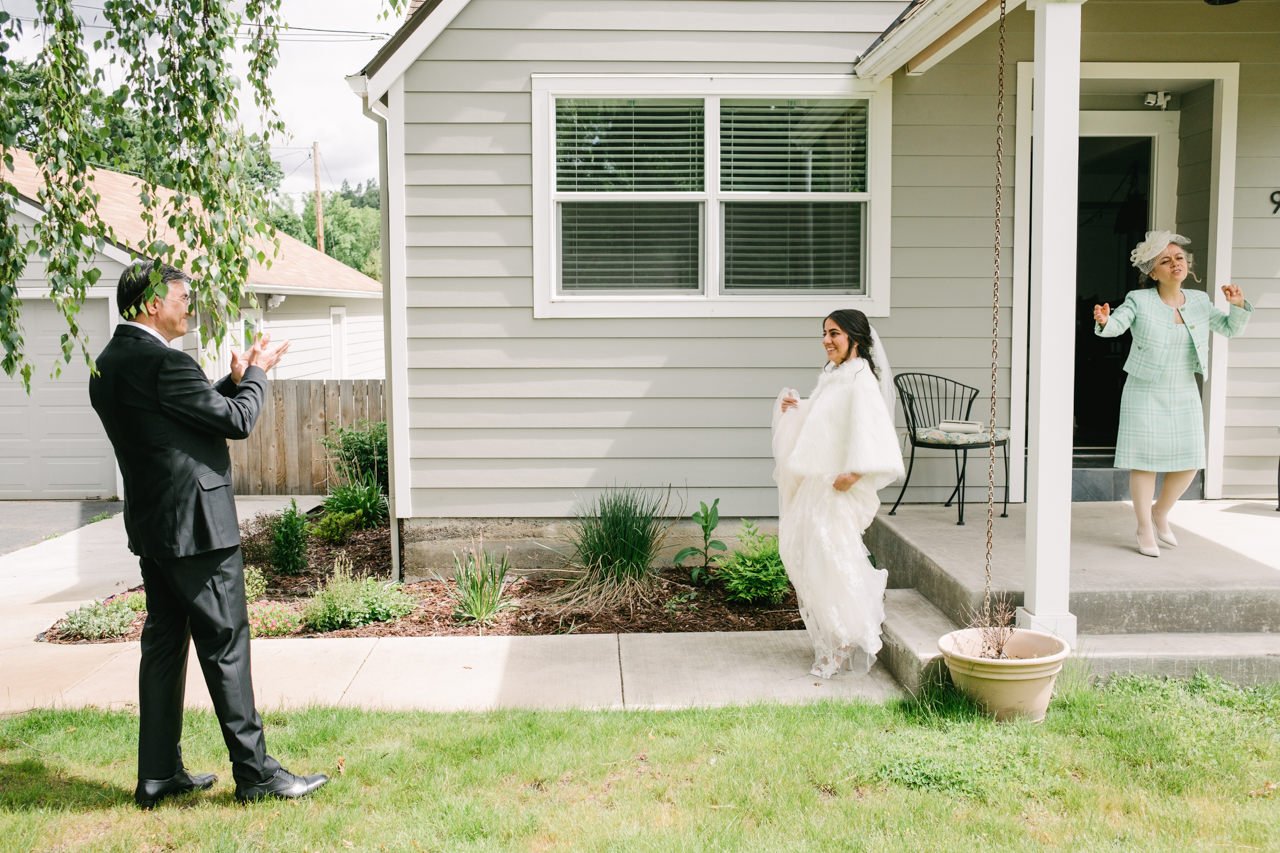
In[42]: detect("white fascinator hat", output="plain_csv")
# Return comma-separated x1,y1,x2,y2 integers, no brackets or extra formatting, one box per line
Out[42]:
1129,230,1190,275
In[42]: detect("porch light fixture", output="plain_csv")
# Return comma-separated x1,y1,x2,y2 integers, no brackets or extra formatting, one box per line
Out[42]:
1143,91,1171,110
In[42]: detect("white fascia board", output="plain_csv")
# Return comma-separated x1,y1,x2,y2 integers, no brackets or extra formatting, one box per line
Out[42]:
15,197,136,268
855,0,994,82
246,283,382,300
365,0,473,104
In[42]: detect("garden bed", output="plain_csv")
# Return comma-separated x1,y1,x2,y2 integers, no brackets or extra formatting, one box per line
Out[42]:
40,516,802,643
41,567,802,643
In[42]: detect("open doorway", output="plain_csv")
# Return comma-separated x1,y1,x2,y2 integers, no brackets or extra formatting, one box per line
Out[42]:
1074,135,1151,462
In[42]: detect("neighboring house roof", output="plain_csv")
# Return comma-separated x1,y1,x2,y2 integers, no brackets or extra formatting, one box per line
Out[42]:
4,148,381,298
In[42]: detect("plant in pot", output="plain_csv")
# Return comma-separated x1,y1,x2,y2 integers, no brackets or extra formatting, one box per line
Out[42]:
936,2,1070,723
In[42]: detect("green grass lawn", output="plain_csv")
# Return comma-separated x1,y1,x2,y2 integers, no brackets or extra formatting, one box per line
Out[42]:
1,674,1277,851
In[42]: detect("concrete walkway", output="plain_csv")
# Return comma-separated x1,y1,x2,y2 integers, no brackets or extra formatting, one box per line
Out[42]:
0,497,903,715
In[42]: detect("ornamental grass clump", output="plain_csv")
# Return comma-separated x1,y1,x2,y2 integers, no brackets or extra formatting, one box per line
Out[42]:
448,543,515,627
59,599,138,641
323,476,387,528
562,486,672,609
302,554,415,632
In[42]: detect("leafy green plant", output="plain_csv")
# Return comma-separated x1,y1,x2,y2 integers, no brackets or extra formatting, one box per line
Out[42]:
59,600,138,641
270,499,309,575
87,511,117,524
239,512,277,566
248,601,301,638
243,565,268,604
323,477,387,528
321,420,388,493
563,486,672,607
114,591,147,612
673,498,727,585
302,554,415,632
715,520,791,605
308,510,365,545
448,544,515,627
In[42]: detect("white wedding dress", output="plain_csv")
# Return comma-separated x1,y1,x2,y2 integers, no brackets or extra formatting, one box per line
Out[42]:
771,357,905,678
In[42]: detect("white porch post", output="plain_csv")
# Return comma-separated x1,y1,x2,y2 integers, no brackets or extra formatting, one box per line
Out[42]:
1020,0,1084,646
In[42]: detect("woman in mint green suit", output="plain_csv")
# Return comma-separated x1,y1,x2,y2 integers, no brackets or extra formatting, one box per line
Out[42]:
1094,231,1251,558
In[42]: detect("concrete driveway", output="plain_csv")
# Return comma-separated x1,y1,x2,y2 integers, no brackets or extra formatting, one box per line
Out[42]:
0,500,124,556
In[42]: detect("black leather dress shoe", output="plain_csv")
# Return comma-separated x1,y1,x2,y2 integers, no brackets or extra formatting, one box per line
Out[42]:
134,769,217,809
234,769,329,803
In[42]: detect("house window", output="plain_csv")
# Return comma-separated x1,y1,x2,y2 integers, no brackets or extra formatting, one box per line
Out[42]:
534,76,891,318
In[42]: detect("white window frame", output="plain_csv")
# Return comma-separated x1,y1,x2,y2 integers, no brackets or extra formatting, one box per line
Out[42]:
532,74,892,318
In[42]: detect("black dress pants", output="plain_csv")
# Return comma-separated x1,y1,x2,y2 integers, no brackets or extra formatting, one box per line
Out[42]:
137,546,279,785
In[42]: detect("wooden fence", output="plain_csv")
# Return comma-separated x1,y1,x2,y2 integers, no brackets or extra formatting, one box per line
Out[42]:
229,379,385,495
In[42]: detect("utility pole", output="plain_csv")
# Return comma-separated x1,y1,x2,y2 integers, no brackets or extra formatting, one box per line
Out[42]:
312,140,325,253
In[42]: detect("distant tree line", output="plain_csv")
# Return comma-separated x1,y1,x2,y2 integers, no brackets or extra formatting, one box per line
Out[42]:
270,180,380,282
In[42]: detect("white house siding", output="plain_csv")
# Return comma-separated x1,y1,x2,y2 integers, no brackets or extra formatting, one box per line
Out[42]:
399,0,911,518
263,295,385,380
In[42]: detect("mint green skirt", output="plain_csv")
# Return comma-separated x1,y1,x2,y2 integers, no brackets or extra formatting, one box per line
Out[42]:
1113,329,1205,472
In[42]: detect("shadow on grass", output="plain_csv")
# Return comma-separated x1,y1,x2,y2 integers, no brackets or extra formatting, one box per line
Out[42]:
0,759,130,811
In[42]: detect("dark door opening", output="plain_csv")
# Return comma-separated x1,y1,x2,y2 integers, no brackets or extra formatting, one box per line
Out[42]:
1074,136,1152,464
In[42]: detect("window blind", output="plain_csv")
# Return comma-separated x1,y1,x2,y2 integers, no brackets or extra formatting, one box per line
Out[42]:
720,100,868,193
722,202,863,293
556,100,704,192
560,202,701,292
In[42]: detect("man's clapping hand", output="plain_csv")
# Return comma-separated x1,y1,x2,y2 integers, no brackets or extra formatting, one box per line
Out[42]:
231,332,291,383
1093,303,1110,326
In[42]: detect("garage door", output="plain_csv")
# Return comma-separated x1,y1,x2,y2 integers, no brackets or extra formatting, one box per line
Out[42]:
0,298,117,498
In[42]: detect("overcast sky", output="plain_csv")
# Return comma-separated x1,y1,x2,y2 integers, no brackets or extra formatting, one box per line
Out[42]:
4,0,396,202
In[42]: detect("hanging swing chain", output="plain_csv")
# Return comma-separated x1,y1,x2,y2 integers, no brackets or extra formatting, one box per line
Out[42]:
984,0,1008,624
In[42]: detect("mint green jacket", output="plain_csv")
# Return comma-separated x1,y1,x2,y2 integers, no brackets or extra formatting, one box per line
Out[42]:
1094,287,1252,381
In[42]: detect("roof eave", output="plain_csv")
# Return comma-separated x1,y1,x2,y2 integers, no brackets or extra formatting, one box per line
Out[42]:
854,0,1023,82
360,0,473,104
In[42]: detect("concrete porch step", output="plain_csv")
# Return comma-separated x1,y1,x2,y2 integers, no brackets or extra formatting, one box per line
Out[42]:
880,589,1280,694
868,504,1280,635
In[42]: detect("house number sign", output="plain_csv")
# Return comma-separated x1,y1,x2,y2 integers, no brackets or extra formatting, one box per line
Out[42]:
1272,190,1280,214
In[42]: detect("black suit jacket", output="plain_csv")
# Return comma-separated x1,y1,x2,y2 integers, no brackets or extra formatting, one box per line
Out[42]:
89,324,268,559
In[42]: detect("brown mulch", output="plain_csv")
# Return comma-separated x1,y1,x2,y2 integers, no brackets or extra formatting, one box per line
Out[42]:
42,517,803,642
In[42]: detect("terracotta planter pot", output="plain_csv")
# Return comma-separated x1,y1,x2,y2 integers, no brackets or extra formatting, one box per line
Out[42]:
938,628,1071,722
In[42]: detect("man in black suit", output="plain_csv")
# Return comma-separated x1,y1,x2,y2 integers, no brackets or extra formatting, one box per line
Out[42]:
90,260,327,807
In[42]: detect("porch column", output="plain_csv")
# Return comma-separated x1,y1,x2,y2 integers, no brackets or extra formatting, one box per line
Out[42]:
1020,0,1085,646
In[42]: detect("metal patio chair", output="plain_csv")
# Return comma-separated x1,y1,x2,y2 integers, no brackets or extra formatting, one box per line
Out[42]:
889,372,1009,526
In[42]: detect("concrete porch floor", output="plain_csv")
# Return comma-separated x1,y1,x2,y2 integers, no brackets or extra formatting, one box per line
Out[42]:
869,500,1280,689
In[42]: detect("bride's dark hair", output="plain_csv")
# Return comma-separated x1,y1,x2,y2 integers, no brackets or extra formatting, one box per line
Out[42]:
824,309,879,378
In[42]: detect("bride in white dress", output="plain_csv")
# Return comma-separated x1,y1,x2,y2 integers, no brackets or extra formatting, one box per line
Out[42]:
772,309,904,678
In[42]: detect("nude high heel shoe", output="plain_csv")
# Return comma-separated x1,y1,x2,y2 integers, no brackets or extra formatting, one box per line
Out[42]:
1152,514,1178,548
1136,530,1160,558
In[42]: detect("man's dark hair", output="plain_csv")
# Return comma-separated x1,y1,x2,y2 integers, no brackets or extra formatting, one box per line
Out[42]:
118,260,189,319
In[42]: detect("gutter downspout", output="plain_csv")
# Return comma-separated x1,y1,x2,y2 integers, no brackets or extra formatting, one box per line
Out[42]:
348,73,402,583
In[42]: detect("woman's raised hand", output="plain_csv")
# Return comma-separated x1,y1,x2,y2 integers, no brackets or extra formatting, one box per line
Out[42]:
780,390,799,413
1222,284,1246,307
1093,303,1110,326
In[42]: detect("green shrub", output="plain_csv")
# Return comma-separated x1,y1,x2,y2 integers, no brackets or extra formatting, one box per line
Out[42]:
118,592,148,612
715,520,791,605
239,512,276,566
308,510,365,545
271,499,309,575
302,555,415,632
59,600,137,640
323,477,387,527
243,565,268,604
248,601,301,637
322,420,388,493
449,545,515,626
